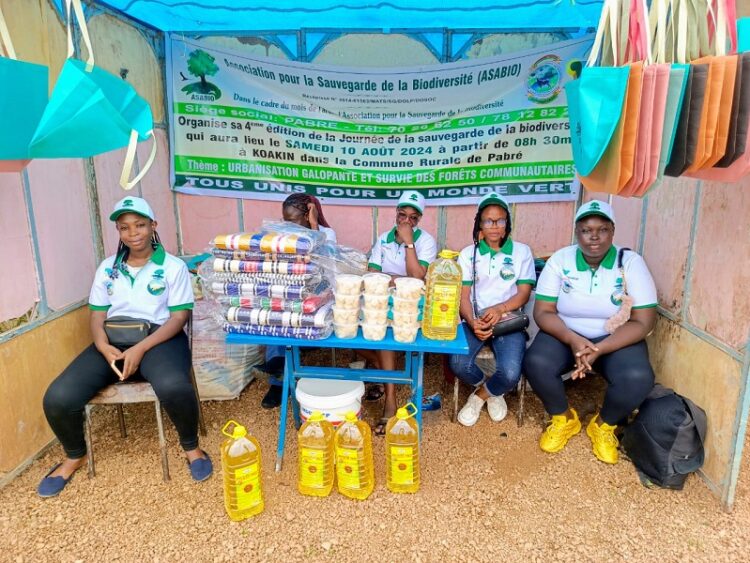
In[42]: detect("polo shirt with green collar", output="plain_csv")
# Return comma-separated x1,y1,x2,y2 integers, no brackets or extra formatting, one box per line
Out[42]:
458,238,536,313
535,244,657,338
89,244,194,325
368,227,437,276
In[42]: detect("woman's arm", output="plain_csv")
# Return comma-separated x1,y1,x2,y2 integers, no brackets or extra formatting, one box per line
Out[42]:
90,310,121,366
481,284,532,325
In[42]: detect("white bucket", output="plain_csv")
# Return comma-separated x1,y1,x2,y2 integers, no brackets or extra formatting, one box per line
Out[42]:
296,378,365,426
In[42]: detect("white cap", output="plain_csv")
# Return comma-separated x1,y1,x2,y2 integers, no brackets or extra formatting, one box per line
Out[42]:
477,192,509,212
397,190,425,214
110,196,155,221
575,200,615,224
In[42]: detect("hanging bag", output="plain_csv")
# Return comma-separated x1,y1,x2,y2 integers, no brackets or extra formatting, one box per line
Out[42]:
0,6,49,173
566,0,630,177
28,0,156,189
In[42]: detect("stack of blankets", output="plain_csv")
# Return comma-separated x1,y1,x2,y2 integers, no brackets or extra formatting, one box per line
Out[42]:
201,227,334,340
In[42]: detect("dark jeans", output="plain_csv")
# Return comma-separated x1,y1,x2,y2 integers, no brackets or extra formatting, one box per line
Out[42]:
522,331,655,425
449,323,526,397
43,332,199,458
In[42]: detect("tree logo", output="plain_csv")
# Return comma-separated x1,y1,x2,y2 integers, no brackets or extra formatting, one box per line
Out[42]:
181,49,222,101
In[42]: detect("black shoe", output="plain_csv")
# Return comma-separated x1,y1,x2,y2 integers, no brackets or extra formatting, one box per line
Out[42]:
261,385,283,409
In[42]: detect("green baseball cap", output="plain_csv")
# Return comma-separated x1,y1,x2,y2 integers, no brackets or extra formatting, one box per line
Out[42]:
110,196,155,221
477,192,509,212
575,200,615,223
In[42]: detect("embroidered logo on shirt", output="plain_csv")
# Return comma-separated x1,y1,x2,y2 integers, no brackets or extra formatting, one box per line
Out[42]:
147,269,166,296
499,257,515,281
610,277,624,305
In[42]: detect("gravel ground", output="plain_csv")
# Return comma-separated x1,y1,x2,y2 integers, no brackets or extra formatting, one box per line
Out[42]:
2,350,749,562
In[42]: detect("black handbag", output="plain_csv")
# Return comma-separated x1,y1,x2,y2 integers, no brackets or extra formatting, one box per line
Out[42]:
103,316,153,347
471,243,530,338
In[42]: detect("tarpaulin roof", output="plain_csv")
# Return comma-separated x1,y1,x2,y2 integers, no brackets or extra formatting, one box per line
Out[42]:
64,1,604,32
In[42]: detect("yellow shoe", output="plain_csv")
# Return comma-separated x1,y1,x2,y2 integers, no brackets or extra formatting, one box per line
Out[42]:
539,408,581,453
586,415,619,464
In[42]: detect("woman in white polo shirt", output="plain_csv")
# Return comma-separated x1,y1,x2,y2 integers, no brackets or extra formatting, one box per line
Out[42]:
38,197,211,497
449,193,536,426
365,190,437,435
523,200,657,465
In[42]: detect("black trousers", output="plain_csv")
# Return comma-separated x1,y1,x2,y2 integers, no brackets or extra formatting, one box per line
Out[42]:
522,331,655,425
43,332,199,458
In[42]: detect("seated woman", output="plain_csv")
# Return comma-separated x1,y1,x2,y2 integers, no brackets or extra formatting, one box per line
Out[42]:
449,193,535,426
523,200,657,464
363,190,437,435
38,197,210,497
259,193,337,409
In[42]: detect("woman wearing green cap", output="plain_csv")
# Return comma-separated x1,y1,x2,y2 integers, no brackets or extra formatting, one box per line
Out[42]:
362,190,437,435
524,200,658,465
37,197,211,497
449,193,535,426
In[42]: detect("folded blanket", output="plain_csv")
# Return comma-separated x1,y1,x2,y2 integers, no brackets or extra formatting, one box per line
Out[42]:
213,233,314,255
212,258,319,276
219,292,333,314
211,248,311,263
226,303,332,328
223,322,331,340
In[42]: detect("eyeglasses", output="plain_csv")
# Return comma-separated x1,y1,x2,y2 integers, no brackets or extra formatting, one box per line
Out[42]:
577,226,614,237
397,211,421,223
481,218,507,228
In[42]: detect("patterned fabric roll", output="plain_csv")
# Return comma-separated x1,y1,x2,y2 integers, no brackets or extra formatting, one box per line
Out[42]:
213,232,314,255
211,248,311,263
220,292,333,314
212,258,319,275
226,303,332,328
208,271,318,285
211,281,307,299
223,322,331,340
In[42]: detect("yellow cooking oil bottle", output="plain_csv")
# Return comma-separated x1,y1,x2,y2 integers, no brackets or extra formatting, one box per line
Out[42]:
297,411,335,497
334,411,374,500
385,403,420,494
221,420,264,521
422,249,462,340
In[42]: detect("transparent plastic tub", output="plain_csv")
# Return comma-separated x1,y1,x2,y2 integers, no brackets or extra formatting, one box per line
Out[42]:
362,272,391,295
332,305,360,324
335,274,363,295
361,307,388,324
362,293,389,310
334,321,360,339
394,277,424,299
361,322,388,341
392,295,421,314
335,293,361,309
393,323,419,343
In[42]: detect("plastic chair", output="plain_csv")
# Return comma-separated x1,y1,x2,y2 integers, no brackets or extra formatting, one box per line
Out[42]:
83,315,207,481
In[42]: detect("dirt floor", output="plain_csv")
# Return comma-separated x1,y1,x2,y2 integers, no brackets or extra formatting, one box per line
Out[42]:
2,350,749,562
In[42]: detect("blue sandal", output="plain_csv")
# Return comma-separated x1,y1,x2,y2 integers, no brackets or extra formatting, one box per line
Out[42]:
188,451,213,482
37,463,75,498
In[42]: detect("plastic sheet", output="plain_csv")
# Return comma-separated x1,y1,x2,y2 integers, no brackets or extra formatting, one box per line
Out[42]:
226,303,332,328
223,322,332,339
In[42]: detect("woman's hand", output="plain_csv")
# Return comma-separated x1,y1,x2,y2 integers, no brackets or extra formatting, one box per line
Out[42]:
96,342,122,366
120,344,146,380
471,318,493,340
481,305,506,326
567,333,599,379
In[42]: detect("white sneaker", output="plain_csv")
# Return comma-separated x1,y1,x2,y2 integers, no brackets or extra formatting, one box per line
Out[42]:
457,393,485,427
486,394,508,422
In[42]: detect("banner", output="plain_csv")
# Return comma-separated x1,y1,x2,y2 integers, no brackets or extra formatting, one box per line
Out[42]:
168,35,593,205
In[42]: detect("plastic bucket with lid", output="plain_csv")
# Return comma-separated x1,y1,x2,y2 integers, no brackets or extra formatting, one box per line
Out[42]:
295,378,365,426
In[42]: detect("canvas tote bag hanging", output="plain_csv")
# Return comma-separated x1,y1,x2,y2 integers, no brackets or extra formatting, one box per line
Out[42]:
29,0,156,189
0,6,48,173
566,0,630,178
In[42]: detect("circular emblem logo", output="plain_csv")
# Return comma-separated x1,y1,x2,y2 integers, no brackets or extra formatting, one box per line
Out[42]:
561,279,573,294
147,279,166,296
527,55,562,104
500,266,515,281
611,290,624,306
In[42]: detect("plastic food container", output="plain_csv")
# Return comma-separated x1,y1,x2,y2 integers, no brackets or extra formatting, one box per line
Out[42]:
392,310,420,326
335,274,363,295
394,277,424,299
362,272,391,295
361,307,388,324
393,323,419,343
361,322,388,341
334,321,359,339
362,293,389,310
335,293,360,309
332,305,360,324
392,295,420,314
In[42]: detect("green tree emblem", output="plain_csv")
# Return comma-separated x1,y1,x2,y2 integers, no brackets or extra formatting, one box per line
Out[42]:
181,49,222,99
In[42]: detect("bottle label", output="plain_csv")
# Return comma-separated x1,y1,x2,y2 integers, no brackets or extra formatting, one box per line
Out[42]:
390,446,415,485
234,462,262,511
300,447,326,487
430,284,458,329
335,447,362,489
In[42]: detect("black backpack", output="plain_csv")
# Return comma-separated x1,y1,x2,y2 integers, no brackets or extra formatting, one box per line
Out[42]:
622,384,707,490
